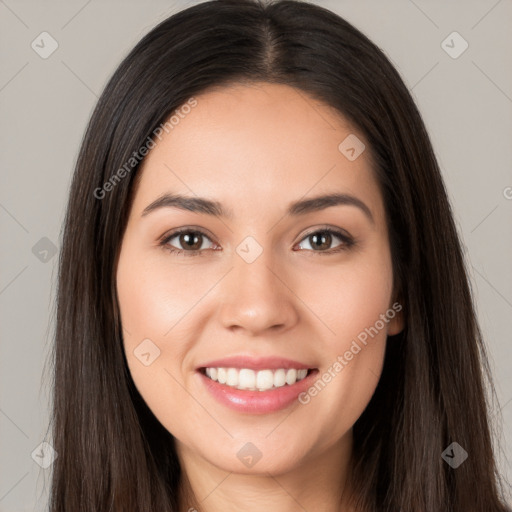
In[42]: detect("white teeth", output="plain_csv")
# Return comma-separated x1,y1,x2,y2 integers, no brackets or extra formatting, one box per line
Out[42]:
217,368,227,384
274,369,286,387
285,368,297,385
203,367,310,390
226,368,238,386
256,370,274,391
238,369,256,389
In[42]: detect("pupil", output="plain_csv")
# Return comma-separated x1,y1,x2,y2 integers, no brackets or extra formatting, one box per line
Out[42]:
181,232,201,250
311,232,331,250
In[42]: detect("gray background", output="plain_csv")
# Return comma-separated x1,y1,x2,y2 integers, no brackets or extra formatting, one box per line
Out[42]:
1,0,511,510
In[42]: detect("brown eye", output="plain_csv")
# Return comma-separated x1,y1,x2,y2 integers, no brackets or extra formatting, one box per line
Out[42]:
296,229,353,253
308,231,333,250
178,232,203,250
162,229,216,254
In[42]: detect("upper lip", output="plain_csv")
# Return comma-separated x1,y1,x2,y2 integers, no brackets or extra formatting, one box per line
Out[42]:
197,355,315,371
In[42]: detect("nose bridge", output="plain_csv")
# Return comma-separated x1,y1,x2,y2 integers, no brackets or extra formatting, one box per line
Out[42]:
218,240,298,334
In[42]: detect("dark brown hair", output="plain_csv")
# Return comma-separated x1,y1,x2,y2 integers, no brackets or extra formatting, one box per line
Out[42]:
47,0,511,510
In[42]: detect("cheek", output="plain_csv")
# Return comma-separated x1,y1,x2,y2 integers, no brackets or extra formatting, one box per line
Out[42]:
297,247,394,345
116,242,189,384
331,267,393,342
116,241,212,341
116,243,204,434
291,247,393,441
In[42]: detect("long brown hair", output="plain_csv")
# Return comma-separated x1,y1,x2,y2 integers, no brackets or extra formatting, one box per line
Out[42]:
47,0,511,510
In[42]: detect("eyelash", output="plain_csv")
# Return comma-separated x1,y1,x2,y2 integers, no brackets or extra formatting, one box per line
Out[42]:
159,227,356,257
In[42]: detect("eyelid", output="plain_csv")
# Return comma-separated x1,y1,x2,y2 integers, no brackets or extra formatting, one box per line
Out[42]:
297,224,353,243
159,225,217,245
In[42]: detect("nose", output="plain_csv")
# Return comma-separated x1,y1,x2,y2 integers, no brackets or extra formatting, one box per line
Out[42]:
218,249,300,336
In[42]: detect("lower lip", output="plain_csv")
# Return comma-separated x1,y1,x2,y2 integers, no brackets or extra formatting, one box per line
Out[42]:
198,369,319,414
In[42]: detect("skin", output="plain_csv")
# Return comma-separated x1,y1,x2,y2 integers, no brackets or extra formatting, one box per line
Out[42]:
116,82,404,512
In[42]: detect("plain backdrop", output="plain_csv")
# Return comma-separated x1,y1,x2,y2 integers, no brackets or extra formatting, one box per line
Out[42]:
0,0,511,510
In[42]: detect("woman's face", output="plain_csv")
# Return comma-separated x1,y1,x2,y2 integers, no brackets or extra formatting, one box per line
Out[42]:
116,82,403,476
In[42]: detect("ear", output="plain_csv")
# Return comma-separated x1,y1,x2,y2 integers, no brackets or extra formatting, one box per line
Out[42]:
387,298,405,336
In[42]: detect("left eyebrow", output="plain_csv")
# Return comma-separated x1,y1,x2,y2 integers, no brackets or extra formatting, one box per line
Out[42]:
141,192,374,225
287,193,374,225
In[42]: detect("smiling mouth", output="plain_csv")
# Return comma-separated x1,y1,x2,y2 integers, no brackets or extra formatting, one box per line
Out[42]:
199,367,317,392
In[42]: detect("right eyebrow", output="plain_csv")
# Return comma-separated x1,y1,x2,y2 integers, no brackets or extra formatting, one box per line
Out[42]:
141,193,233,219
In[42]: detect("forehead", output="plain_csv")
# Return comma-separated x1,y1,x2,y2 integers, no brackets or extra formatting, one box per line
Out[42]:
131,82,384,222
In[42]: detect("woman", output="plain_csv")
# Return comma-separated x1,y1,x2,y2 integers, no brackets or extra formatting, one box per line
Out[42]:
48,0,511,510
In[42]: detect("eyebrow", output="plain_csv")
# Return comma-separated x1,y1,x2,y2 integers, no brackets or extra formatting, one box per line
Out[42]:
141,192,374,224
